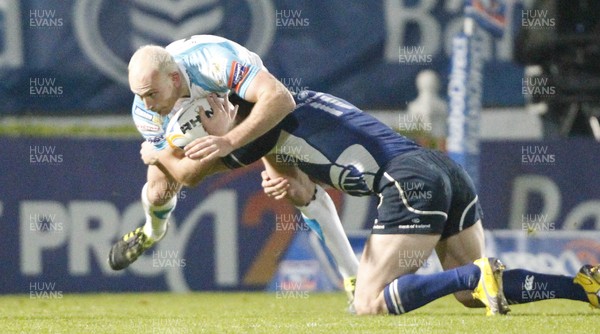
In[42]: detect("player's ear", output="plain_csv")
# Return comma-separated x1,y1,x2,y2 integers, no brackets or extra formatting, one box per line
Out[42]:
170,71,181,87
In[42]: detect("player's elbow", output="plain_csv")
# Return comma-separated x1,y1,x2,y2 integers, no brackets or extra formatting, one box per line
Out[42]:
266,82,295,115
278,89,296,114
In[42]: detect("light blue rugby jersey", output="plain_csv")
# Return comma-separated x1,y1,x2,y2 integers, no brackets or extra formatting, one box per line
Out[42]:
131,35,266,149
223,91,421,196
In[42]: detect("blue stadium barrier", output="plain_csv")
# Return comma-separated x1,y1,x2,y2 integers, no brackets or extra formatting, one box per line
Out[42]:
1,137,598,293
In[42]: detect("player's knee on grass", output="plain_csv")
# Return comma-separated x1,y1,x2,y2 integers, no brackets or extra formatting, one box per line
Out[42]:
353,282,389,315
453,290,484,308
353,296,387,315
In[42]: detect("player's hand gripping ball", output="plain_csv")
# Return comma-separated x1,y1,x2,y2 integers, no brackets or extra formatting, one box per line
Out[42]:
165,98,214,149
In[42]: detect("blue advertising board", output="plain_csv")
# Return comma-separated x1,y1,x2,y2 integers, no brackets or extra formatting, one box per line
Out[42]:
478,139,600,231
1,137,599,294
0,137,380,294
0,137,315,293
0,0,524,114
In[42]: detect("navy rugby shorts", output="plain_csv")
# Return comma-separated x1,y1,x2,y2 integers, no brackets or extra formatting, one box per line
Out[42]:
372,149,482,239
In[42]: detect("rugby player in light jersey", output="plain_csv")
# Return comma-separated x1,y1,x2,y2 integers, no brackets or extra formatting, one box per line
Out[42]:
141,90,600,316
109,35,359,303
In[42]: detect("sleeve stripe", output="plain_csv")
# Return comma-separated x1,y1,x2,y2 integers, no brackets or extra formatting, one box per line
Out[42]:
235,67,261,98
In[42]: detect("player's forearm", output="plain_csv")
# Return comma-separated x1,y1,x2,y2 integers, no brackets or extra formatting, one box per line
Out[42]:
224,85,295,149
153,151,190,186
156,150,220,187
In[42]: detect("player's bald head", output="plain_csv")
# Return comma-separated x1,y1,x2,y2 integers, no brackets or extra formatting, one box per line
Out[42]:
128,45,178,85
128,45,185,114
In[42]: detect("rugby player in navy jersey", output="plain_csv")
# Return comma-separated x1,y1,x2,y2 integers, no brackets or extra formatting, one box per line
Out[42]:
143,90,600,315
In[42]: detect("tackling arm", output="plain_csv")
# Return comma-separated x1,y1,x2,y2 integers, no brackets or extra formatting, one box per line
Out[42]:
260,155,316,207
224,70,295,149
189,70,295,162
142,143,228,187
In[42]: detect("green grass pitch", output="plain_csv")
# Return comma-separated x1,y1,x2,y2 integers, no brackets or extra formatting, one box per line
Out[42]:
0,292,595,333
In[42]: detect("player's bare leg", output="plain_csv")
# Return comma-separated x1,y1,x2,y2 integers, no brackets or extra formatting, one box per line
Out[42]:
108,166,180,270
435,220,485,307
354,222,508,316
436,221,509,314
353,233,440,314
142,165,181,240
261,157,359,305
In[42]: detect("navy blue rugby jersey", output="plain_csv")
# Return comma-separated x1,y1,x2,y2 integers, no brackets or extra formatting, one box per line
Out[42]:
222,90,420,195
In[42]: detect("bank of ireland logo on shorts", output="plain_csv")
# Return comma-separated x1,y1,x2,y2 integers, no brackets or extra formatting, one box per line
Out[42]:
73,0,275,86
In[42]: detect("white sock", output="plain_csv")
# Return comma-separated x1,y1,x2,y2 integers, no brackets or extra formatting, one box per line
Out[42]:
298,185,359,279
141,182,176,241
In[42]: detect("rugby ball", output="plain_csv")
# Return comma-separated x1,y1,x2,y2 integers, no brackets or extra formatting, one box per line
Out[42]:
165,98,213,149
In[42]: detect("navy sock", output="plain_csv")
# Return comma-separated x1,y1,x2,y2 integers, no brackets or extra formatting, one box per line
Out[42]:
502,269,587,304
384,264,480,314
